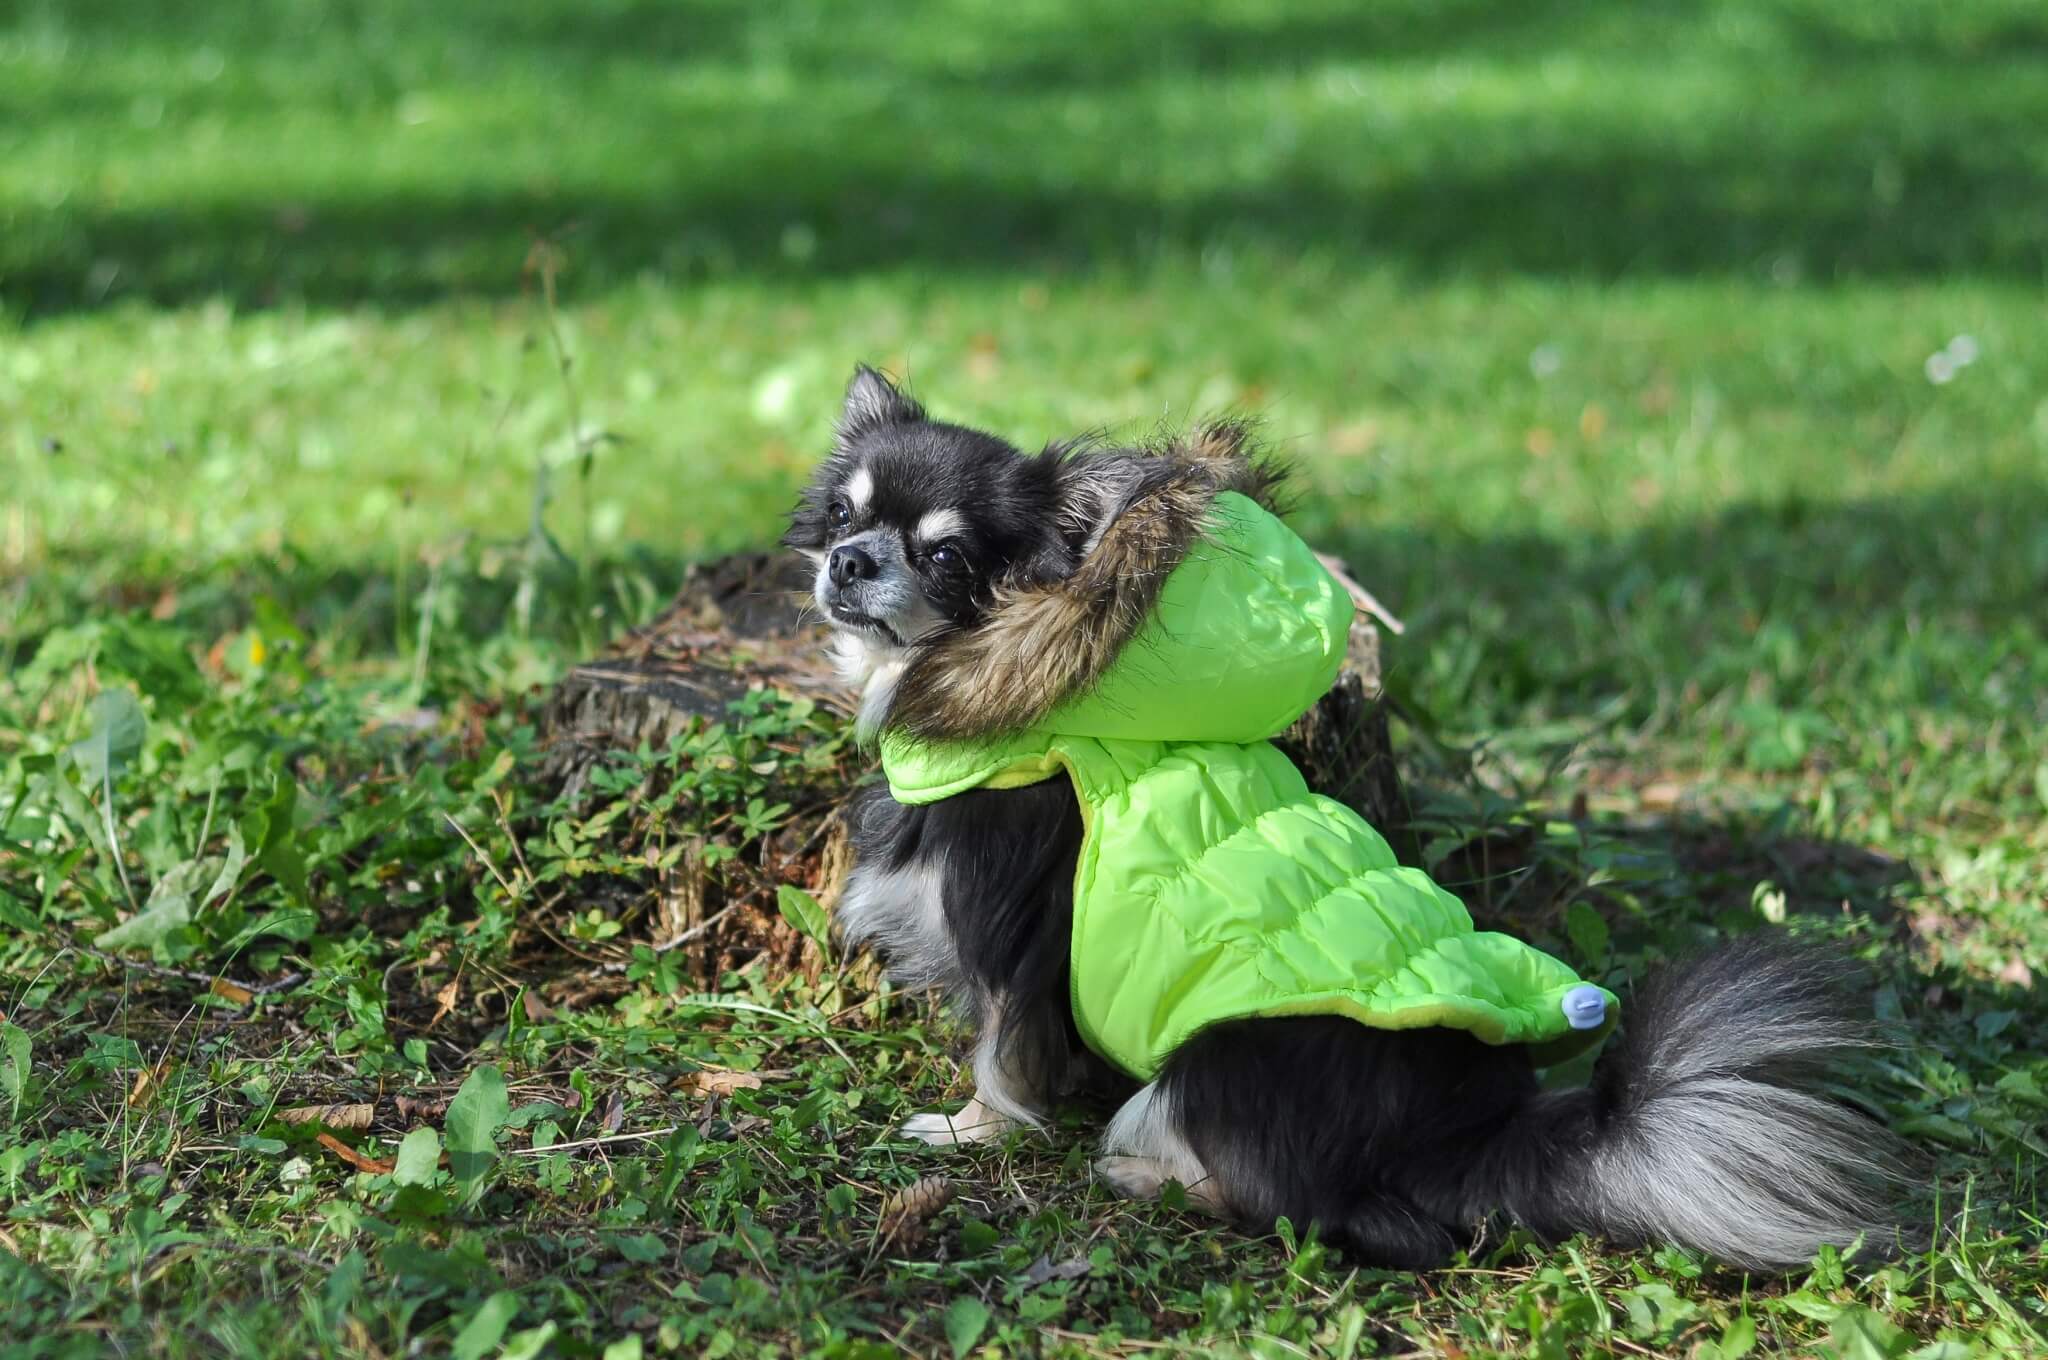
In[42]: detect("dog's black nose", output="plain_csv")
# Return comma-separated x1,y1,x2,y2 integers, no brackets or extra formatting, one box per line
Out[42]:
828,544,879,588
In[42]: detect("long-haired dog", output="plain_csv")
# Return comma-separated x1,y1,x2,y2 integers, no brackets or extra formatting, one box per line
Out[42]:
786,365,1908,1270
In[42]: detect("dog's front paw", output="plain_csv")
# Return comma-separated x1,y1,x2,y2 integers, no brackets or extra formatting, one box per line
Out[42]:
1096,1155,1224,1212
898,1103,1014,1147
898,1112,971,1146
1094,1155,1169,1199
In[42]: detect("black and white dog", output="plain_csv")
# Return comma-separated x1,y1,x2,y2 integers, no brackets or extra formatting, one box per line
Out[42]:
786,365,1907,1270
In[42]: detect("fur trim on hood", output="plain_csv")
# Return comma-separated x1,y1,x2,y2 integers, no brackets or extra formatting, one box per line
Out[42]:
886,420,1287,742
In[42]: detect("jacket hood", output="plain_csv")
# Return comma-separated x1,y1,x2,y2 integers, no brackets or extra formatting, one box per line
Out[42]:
883,425,1352,748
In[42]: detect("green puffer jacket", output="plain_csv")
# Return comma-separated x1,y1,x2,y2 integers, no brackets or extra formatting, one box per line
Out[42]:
876,437,1617,1082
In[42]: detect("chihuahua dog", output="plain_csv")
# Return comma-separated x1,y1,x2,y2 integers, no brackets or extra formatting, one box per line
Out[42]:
785,365,1906,1270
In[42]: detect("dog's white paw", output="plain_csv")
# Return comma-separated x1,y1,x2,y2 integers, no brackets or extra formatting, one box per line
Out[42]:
1095,1155,1169,1199
898,1108,1010,1147
898,1111,969,1146
1096,1155,1224,1212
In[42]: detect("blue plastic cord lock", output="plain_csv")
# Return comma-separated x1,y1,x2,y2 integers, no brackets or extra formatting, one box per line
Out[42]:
1561,984,1608,1031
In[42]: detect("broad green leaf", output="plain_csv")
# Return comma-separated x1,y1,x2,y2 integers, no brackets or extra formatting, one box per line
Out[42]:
242,771,309,906
612,1233,665,1264
944,1297,991,1359
1892,1112,1978,1147
46,765,112,858
203,822,248,905
501,1323,557,1360
446,1064,509,1204
0,889,40,933
776,883,830,946
1717,1311,1758,1359
224,906,318,949
93,858,209,956
1903,1342,1980,1360
1623,1281,1698,1341
322,1251,365,1322
392,1126,442,1187
66,689,145,786
1994,1069,2048,1109
450,1290,521,1360
1,1022,29,1120
602,1338,644,1360
474,748,517,794
1973,1009,2016,1041
1563,900,1609,966
1822,1306,1912,1360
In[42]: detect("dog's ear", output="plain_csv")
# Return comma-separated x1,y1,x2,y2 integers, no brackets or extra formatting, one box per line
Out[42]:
839,365,924,435
1049,450,1145,560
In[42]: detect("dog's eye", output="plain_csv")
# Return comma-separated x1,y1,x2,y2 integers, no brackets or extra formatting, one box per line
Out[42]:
827,501,852,530
928,544,962,568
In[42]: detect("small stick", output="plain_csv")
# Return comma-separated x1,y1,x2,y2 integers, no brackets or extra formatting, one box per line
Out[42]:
593,902,742,974
1313,550,1406,635
509,1126,679,1157
79,945,302,997
442,812,521,900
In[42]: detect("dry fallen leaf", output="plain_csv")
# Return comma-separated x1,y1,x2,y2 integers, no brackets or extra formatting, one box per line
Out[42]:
316,1132,395,1175
429,975,461,1028
688,1069,765,1096
127,1059,172,1109
1020,1255,1092,1286
278,1102,377,1131
520,992,556,1022
209,978,254,1005
1637,780,1687,811
603,1090,626,1134
394,1094,450,1123
878,1175,956,1249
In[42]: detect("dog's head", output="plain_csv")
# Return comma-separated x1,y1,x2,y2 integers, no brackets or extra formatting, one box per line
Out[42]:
784,367,1083,653
785,365,1281,740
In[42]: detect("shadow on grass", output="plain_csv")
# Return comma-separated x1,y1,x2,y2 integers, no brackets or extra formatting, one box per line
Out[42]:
7,0,2048,311
15,136,2046,315
1314,477,2048,751
22,476,2047,720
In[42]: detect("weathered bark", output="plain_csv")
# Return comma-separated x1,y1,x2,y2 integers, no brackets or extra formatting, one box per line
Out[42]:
540,551,847,799
537,549,1408,980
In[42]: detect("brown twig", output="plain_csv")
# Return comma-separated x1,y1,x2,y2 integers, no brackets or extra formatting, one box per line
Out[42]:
80,945,303,998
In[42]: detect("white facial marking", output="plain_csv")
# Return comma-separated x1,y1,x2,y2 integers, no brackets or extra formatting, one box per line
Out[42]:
913,507,966,545
844,465,874,513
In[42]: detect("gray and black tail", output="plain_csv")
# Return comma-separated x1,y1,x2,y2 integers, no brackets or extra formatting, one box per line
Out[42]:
1158,936,1913,1271
1471,936,1912,1270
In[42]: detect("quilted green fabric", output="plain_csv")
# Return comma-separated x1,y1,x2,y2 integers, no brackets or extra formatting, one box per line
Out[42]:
880,493,1617,1081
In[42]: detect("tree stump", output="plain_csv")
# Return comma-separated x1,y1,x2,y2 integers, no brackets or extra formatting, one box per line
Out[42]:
536,549,1410,984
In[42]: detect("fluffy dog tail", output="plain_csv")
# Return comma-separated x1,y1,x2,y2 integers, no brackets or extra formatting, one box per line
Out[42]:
1471,937,1911,1270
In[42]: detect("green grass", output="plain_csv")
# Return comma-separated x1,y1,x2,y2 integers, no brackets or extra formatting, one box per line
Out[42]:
5,0,2048,1355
